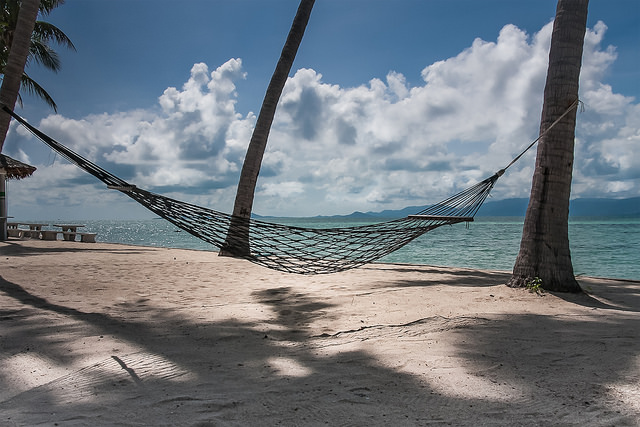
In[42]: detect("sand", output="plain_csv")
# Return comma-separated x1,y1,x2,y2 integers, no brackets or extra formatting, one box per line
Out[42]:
1,239,638,426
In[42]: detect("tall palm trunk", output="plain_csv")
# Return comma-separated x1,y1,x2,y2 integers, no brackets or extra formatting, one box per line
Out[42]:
0,0,40,241
0,0,40,151
508,0,588,292
220,0,314,256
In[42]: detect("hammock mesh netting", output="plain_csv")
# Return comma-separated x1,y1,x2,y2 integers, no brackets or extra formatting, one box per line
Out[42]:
6,107,502,274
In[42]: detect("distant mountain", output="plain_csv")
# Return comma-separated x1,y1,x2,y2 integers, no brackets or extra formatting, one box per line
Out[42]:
253,197,640,219
317,197,640,219
316,206,429,219
569,197,640,216
479,197,640,217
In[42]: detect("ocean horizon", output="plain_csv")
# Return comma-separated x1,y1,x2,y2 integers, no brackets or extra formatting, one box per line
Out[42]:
12,216,640,281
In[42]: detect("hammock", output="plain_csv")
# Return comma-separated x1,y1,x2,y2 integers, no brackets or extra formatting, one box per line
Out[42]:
3,102,578,274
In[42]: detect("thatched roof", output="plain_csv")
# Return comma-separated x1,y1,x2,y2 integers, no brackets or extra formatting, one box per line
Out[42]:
0,154,36,180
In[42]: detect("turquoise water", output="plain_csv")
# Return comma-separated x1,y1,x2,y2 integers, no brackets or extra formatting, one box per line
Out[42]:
25,216,640,280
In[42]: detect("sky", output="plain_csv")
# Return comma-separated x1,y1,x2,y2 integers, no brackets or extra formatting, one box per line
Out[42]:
2,0,639,219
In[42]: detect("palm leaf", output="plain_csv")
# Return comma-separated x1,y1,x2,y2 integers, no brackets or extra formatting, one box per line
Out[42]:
20,72,58,111
28,40,61,71
33,21,75,50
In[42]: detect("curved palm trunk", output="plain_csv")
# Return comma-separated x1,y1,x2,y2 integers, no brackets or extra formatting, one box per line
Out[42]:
508,0,588,292
0,0,39,151
0,0,40,241
220,0,314,256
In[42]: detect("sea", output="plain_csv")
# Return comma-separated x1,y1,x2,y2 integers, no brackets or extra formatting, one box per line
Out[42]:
21,216,639,281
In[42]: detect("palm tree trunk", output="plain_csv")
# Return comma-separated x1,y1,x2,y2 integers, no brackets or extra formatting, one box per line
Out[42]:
507,0,588,292
0,0,40,152
0,0,40,241
220,0,315,256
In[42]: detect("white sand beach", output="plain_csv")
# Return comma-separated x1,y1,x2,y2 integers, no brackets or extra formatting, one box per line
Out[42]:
1,239,639,426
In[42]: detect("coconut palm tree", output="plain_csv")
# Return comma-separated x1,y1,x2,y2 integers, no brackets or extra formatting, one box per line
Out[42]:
0,0,75,113
220,0,315,256
0,0,39,240
507,0,589,292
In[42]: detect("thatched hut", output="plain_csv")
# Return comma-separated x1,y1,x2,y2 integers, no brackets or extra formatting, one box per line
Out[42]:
1,154,36,240
0,153,36,179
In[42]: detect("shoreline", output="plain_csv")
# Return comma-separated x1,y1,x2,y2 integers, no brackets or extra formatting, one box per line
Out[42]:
6,215,640,280
9,234,640,282
1,239,639,425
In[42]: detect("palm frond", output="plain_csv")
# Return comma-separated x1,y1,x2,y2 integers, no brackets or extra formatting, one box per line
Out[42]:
20,73,58,112
33,21,76,50
38,0,67,16
0,0,71,112
28,40,61,71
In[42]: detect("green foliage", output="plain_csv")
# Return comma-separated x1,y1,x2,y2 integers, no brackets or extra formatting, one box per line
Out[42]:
0,0,75,111
525,277,545,295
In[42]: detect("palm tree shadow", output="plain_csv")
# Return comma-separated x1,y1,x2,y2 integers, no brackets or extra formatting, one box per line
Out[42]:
451,311,640,425
364,263,512,288
555,277,640,313
0,240,155,257
2,270,639,425
0,274,477,425
251,286,334,338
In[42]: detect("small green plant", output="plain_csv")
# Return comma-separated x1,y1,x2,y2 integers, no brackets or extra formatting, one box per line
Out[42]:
525,277,544,295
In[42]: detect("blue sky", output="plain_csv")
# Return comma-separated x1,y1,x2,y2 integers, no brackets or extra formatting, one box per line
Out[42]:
4,0,639,219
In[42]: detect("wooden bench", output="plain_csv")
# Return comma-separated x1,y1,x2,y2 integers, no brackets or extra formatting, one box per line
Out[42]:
7,228,24,238
78,232,97,243
60,231,97,243
9,227,97,242
23,230,41,239
8,223,49,239
61,231,77,241
40,230,58,240
8,228,39,238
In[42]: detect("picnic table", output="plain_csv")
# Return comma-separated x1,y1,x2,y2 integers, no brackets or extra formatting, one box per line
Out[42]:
53,224,85,241
8,222,48,238
5,222,97,242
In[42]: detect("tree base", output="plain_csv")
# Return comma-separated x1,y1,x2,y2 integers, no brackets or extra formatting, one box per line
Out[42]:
217,248,236,257
507,275,582,293
218,242,250,258
218,247,245,258
507,275,533,289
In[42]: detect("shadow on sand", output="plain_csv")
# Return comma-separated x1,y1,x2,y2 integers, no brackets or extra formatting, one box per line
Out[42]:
0,264,638,425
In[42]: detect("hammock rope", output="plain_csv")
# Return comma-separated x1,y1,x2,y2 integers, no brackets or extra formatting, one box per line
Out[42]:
2,102,578,274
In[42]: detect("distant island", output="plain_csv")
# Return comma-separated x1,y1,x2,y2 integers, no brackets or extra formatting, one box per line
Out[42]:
478,197,640,217
256,197,640,219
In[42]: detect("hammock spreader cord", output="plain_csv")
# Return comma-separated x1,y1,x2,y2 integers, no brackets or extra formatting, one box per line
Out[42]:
498,98,582,175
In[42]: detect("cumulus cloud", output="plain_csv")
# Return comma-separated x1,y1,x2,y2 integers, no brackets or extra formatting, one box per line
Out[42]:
5,21,638,219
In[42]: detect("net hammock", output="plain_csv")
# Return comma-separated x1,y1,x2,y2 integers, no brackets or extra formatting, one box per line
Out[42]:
3,102,578,274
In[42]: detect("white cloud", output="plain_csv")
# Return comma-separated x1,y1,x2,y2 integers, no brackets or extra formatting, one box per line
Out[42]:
5,22,638,219
261,181,305,198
